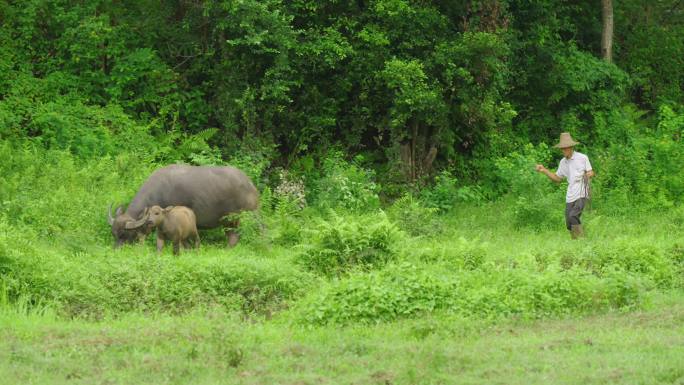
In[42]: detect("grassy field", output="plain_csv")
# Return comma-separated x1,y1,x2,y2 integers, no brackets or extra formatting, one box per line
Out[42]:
2,199,684,384
2,291,683,384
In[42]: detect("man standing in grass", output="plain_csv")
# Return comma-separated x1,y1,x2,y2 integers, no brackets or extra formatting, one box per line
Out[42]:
535,133,595,239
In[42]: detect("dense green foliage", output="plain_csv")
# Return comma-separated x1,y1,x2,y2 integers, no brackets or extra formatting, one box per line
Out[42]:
2,143,683,325
296,211,401,276
1,0,682,196
1,5,684,383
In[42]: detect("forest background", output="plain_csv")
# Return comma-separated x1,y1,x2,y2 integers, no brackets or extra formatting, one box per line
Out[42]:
1,0,682,204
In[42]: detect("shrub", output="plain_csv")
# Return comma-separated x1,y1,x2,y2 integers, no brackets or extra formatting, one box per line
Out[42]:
269,204,307,247
512,194,565,231
412,236,488,270
420,170,484,213
386,194,443,237
495,143,565,229
297,263,455,325
296,211,401,276
225,142,277,190
295,263,643,326
229,210,265,246
494,143,553,194
314,151,380,212
273,169,307,209
574,241,679,289
1,236,313,318
0,143,156,243
258,183,308,246
590,105,684,211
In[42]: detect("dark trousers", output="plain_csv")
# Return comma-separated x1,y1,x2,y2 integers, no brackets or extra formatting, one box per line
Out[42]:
565,198,586,230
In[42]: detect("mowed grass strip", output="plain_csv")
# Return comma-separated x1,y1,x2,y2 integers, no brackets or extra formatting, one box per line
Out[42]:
1,292,683,385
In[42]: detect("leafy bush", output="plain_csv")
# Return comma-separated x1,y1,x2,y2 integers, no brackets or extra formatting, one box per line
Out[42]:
587,105,684,212
268,197,309,247
619,22,684,107
257,178,308,246
230,210,265,246
273,170,307,209
296,211,401,276
386,194,443,237
495,143,565,229
651,105,684,202
297,263,454,325
570,241,680,289
314,151,380,212
105,48,180,120
495,143,553,196
296,263,643,325
420,170,484,213
0,143,155,243
421,171,458,212
411,236,487,270
228,152,272,188
511,195,564,231
0,231,313,318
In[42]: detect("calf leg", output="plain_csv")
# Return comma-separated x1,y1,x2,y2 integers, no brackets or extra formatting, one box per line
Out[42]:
181,237,198,250
156,234,165,254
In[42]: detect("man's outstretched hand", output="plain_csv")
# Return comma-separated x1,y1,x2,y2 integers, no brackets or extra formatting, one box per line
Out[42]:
536,164,561,182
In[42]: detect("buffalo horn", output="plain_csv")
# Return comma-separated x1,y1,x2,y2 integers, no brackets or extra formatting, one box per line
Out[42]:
108,203,115,226
124,208,150,230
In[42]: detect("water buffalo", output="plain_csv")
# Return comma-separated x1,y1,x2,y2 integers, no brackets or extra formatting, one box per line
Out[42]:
108,164,258,248
146,205,200,255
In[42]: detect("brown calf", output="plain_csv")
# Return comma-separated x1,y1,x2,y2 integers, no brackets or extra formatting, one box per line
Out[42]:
146,205,201,255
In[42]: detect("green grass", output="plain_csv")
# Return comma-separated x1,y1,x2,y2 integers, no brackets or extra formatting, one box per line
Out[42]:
2,291,683,384
4,205,682,323
1,204,683,383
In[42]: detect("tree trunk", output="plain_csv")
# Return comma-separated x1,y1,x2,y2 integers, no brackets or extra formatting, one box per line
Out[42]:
601,0,614,63
422,146,438,174
399,141,413,182
411,120,418,181
399,121,438,182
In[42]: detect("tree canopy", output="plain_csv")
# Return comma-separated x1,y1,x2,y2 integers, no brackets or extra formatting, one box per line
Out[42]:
1,0,683,194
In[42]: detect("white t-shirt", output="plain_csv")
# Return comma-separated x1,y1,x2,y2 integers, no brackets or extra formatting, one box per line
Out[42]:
556,151,593,203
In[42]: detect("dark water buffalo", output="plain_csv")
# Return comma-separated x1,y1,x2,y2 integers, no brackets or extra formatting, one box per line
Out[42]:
108,165,258,248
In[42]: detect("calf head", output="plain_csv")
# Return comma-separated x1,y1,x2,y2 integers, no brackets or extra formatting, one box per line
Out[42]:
108,204,150,247
146,205,175,227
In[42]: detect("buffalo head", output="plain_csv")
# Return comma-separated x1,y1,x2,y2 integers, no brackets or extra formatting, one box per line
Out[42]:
108,204,151,247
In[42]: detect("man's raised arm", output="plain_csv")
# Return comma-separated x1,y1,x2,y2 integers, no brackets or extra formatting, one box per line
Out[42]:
535,164,563,183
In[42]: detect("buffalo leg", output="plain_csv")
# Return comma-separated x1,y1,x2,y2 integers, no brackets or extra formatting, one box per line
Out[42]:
225,219,240,247
192,231,201,249
136,233,147,244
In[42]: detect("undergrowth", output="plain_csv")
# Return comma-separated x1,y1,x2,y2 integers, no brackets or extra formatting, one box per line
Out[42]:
1,146,683,326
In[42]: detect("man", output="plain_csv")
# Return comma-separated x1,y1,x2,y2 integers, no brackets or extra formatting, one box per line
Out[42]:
535,132,595,239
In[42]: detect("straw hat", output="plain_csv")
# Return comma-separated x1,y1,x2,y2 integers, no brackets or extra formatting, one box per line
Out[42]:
554,132,579,148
